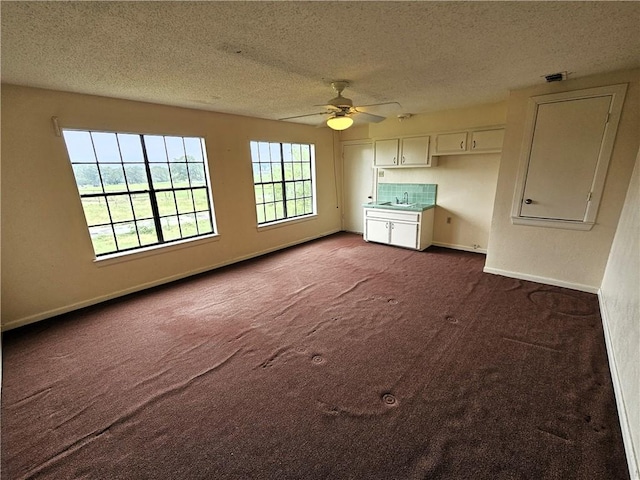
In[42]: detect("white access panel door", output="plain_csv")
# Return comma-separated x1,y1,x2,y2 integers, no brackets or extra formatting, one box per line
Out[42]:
520,96,612,221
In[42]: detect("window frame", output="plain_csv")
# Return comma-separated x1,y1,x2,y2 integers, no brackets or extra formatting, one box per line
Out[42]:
249,140,317,227
62,128,218,258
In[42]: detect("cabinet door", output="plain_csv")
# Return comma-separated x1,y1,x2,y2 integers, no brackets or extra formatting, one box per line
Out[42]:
435,132,467,154
365,218,390,244
400,136,430,166
374,139,399,166
470,129,504,152
389,222,419,249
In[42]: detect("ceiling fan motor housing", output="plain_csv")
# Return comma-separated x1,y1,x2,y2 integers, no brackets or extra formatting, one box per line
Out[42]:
327,95,353,109
328,81,354,109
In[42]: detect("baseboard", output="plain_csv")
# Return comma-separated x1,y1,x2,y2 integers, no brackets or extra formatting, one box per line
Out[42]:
1,229,342,332
598,290,640,480
482,266,599,293
432,242,487,254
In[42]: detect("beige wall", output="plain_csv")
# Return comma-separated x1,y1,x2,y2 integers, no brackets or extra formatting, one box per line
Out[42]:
1,85,341,329
340,102,507,252
600,148,640,479
485,69,640,291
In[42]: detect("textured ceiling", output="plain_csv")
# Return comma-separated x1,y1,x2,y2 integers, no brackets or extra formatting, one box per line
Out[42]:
2,1,639,126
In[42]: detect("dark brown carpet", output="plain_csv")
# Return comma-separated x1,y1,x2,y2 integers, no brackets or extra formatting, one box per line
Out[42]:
1,232,629,479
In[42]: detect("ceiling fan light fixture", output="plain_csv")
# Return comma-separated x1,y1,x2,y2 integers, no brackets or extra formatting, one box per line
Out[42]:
326,115,353,131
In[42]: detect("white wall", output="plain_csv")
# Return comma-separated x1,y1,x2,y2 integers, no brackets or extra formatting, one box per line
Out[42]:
1,85,342,329
485,69,640,291
341,102,507,252
600,148,640,480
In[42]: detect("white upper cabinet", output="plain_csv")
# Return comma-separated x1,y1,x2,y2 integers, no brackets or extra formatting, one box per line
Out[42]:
470,129,505,152
399,136,430,165
373,138,400,166
434,132,467,154
512,84,627,230
375,127,505,167
431,127,505,158
374,135,432,167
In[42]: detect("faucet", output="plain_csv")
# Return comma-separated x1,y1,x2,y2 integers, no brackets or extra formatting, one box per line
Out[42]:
403,192,409,204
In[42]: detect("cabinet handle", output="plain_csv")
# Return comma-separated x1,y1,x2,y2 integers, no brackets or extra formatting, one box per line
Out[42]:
472,140,476,149
385,222,389,228
460,141,464,150
390,223,394,230
402,156,405,164
524,198,533,204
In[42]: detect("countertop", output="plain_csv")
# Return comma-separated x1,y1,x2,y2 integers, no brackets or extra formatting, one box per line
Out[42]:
363,202,436,212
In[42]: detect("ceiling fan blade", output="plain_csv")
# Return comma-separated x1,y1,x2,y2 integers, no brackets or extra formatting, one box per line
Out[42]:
353,109,386,123
279,111,329,121
356,101,402,109
313,104,343,111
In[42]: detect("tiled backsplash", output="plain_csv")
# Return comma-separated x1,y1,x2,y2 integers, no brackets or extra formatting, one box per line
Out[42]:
377,183,437,204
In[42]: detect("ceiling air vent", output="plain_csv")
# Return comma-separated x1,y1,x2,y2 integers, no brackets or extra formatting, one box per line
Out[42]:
544,71,568,82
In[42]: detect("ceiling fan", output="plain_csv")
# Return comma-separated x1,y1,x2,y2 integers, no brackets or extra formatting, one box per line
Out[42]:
279,81,401,131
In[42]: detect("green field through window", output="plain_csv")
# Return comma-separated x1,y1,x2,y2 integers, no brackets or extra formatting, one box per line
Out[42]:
63,131,216,256
250,141,315,225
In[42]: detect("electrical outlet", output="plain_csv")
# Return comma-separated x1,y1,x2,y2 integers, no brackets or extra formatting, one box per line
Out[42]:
473,244,480,250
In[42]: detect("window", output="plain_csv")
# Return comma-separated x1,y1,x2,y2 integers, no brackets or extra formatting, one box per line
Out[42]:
250,141,316,225
63,130,217,257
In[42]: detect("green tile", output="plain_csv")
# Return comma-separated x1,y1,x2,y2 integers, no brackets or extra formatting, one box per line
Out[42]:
376,183,437,204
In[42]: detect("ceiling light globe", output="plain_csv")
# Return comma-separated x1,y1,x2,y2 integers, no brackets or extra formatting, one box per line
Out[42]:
326,116,354,131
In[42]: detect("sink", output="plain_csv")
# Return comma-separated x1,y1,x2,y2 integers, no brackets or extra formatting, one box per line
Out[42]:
375,201,416,207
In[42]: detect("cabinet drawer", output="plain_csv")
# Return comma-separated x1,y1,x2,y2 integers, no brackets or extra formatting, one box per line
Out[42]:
365,208,420,223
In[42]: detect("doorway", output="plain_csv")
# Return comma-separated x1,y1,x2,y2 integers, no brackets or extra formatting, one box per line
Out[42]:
342,142,374,233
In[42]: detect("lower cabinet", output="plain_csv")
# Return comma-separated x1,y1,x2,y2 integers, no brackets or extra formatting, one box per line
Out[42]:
364,208,434,251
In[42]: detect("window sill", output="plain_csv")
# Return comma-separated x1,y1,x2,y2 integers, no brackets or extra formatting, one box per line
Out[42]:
257,214,317,231
93,233,221,267
511,216,594,231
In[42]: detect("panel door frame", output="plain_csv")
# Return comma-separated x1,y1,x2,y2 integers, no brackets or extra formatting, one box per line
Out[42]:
511,83,627,230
